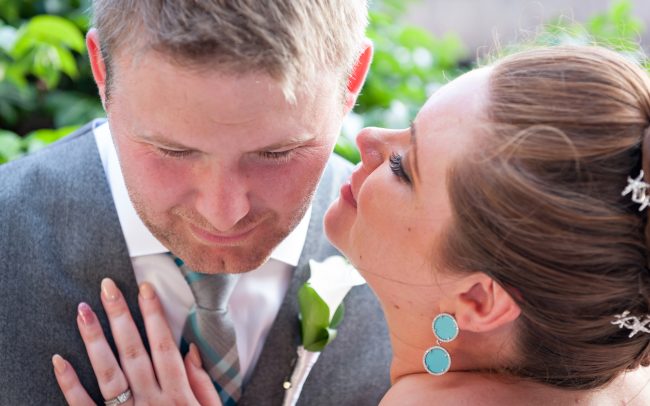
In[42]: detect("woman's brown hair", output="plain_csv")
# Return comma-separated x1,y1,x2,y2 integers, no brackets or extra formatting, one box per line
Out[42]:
442,46,650,389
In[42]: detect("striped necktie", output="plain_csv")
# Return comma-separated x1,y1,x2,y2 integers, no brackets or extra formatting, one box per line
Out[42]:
174,256,243,406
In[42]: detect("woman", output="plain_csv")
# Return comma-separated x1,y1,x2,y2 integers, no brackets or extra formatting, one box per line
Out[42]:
54,45,650,404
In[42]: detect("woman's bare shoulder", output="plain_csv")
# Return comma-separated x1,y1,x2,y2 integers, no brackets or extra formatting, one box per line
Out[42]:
380,372,530,406
380,368,650,406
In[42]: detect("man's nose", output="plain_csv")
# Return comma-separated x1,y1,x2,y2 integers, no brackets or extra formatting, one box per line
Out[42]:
195,167,250,232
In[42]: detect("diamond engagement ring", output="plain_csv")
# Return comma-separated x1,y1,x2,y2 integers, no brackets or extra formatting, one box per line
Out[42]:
104,388,132,405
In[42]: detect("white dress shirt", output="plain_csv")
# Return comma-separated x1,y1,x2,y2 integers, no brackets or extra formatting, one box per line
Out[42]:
92,120,311,380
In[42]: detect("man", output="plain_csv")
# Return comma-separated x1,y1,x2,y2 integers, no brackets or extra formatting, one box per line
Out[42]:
0,1,391,404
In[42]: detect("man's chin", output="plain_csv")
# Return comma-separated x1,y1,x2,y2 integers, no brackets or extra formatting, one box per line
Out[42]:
138,209,304,274
174,244,274,274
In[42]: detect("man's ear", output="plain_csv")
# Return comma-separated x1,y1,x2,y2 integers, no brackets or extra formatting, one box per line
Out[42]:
344,38,373,112
453,273,521,333
86,28,108,109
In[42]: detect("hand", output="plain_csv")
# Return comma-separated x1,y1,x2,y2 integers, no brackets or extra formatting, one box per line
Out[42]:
52,278,222,406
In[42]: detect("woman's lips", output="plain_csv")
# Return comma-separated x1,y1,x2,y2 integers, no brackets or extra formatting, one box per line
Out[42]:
340,182,357,208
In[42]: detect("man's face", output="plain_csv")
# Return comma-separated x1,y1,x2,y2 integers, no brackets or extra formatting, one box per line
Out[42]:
103,51,345,274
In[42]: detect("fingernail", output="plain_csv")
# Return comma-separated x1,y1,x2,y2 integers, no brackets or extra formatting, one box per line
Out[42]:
101,278,120,302
189,343,202,368
139,282,155,300
52,354,67,374
77,302,95,325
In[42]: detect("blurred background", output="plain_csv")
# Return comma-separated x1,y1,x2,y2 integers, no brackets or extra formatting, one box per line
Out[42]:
406,0,650,56
0,0,647,164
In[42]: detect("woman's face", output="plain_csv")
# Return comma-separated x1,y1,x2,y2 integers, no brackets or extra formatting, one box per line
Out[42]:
324,68,491,293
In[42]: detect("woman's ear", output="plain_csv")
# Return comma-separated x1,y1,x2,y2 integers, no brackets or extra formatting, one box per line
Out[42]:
344,38,373,112
452,273,521,333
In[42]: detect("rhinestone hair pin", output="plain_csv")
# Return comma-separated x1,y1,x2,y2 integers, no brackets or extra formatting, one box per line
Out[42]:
611,311,650,338
622,170,650,211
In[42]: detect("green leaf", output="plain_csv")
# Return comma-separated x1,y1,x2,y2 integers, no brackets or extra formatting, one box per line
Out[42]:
334,136,360,164
297,281,348,351
398,26,436,50
0,129,23,163
14,15,85,55
55,46,78,78
298,284,332,350
4,59,29,88
0,99,17,125
23,125,78,154
304,327,334,352
33,44,62,88
330,303,345,329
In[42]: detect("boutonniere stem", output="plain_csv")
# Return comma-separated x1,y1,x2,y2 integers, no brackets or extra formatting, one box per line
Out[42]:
282,256,365,406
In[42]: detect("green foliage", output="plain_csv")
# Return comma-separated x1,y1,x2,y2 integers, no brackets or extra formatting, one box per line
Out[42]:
530,0,646,61
336,0,467,163
297,283,345,352
8,15,85,88
0,0,647,166
0,124,77,163
0,0,100,145
23,125,79,153
0,129,22,163
335,0,649,164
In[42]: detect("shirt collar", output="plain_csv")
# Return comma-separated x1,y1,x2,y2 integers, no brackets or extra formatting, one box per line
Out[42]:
92,120,311,267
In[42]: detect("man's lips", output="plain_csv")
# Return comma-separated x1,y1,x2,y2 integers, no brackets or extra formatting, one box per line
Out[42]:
188,223,256,245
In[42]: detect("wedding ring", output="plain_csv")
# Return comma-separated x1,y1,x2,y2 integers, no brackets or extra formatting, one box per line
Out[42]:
104,388,132,405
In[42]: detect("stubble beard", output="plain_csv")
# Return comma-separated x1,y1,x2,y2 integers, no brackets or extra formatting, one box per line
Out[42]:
127,188,314,275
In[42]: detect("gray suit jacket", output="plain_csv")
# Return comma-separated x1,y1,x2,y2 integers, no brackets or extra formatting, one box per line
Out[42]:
0,123,391,405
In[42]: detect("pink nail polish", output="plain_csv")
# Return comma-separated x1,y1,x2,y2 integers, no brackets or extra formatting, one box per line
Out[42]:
77,302,95,325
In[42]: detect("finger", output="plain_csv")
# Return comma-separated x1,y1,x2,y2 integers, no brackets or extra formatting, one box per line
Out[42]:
76,302,131,402
100,278,158,394
185,344,222,406
52,354,96,406
138,282,188,391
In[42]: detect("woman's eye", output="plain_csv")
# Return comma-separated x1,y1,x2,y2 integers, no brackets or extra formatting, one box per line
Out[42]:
389,152,411,184
158,148,193,158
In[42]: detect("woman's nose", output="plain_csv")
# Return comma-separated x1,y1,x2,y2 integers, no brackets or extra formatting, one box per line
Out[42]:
355,127,385,170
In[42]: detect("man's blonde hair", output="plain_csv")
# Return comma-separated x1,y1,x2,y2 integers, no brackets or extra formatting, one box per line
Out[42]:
92,0,368,101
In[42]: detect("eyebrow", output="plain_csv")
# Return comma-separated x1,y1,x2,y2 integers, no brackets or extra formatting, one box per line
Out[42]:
137,132,193,150
257,135,316,152
137,132,315,152
409,122,421,185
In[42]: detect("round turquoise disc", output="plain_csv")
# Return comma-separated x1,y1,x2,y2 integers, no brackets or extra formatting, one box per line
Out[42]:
433,313,458,342
423,346,450,375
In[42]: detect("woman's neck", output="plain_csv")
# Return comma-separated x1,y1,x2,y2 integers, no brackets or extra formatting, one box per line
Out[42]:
383,304,517,383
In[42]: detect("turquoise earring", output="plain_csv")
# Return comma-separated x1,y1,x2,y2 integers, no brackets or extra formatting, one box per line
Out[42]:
423,313,459,375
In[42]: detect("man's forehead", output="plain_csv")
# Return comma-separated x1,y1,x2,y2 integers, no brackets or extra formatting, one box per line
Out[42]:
111,46,342,106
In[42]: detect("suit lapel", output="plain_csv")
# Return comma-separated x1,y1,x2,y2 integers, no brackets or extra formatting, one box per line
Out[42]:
239,162,336,405
38,124,145,404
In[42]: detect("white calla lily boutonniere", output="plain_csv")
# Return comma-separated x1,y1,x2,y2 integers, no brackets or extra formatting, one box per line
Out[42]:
282,256,366,406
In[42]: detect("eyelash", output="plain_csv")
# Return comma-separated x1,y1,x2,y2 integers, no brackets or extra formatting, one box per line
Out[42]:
258,150,294,163
157,149,295,162
389,152,411,183
158,148,194,158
